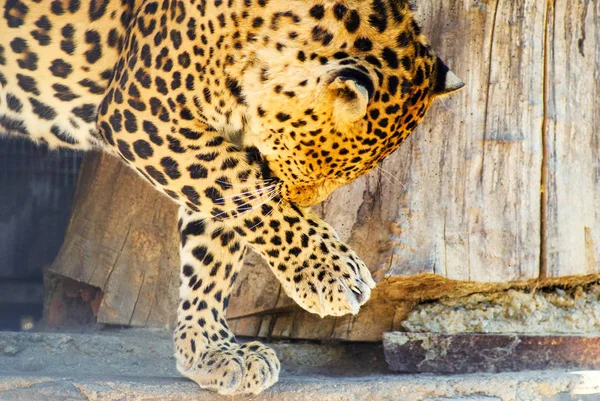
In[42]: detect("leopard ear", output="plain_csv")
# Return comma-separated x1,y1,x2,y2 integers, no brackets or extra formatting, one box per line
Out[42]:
329,70,373,123
330,78,369,123
433,56,465,96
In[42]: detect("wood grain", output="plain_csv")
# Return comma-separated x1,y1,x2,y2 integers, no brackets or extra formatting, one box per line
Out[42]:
382,0,546,282
51,153,180,327
544,0,600,277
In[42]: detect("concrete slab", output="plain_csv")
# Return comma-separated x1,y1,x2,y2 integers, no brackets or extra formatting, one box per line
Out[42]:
0,330,597,401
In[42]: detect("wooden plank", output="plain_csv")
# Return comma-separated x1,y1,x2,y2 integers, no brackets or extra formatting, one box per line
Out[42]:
383,0,545,282
226,249,285,319
228,315,263,338
228,291,413,342
99,226,178,326
544,0,600,277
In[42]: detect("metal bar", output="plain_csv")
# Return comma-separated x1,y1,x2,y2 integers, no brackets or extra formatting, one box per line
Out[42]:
384,332,600,373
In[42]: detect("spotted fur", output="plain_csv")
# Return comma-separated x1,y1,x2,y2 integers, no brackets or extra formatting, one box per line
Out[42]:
0,0,462,395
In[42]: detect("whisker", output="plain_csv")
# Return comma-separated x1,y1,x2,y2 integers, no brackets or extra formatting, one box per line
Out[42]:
438,97,457,115
216,184,278,202
215,178,277,187
264,196,283,220
377,166,410,193
191,188,282,231
224,188,280,224
211,186,279,221
247,190,282,230
378,170,398,189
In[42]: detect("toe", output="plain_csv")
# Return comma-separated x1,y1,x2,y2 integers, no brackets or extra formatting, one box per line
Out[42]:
338,280,361,314
355,279,372,305
239,342,280,394
242,354,277,394
178,349,245,395
360,265,377,289
214,358,244,395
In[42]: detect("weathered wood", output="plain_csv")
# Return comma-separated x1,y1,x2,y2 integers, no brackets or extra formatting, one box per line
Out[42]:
227,250,288,319
51,152,181,327
230,290,406,342
544,0,600,277
383,0,546,282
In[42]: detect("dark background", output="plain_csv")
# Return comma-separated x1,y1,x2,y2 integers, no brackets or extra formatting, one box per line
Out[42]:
0,139,81,330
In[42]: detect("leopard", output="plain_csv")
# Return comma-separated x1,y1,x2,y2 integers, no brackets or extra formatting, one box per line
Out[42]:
0,0,464,395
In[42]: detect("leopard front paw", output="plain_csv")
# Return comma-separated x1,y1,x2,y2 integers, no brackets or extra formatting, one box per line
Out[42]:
272,236,376,318
176,342,280,395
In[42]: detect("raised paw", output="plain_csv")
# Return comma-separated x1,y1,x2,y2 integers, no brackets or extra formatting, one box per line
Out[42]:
257,217,376,318
176,342,280,396
287,236,376,317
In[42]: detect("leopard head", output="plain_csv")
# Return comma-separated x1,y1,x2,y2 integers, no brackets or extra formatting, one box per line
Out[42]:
241,0,464,206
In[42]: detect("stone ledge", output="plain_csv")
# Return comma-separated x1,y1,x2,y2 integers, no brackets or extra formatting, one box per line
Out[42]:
0,330,597,401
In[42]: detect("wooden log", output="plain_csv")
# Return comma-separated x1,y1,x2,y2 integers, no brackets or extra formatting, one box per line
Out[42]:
51,152,180,327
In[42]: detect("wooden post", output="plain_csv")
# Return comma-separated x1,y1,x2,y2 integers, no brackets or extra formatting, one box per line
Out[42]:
51,153,180,327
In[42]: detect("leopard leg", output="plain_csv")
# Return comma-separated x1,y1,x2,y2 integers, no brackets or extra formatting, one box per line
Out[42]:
174,206,280,395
